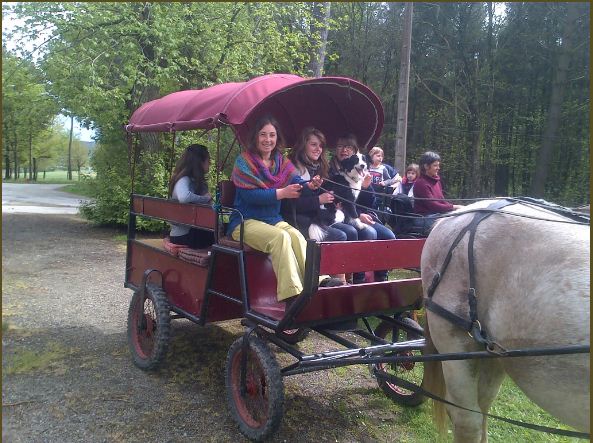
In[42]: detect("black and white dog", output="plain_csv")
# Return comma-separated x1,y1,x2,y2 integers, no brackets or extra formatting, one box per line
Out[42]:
309,153,368,241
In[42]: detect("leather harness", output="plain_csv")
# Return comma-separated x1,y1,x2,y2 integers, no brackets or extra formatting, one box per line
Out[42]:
425,199,536,353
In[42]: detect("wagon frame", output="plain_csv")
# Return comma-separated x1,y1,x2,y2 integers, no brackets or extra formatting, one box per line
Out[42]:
124,73,429,441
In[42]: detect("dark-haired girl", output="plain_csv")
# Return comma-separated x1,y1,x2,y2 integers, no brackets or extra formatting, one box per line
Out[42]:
168,144,215,249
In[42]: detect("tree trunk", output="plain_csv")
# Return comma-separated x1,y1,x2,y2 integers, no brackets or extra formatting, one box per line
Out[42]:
308,2,331,77
33,157,37,181
394,2,413,173
4,154,9,180
13,139,18,180
28,130,33,180
530,3,579,197
68,114,74,180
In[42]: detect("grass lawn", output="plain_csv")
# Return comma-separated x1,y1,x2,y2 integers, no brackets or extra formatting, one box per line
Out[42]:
5,170,95,198
395,377,579,442
5,169,95,183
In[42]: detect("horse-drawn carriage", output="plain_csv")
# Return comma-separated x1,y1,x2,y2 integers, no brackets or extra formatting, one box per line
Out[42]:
123,74,590,441
124,74,428,440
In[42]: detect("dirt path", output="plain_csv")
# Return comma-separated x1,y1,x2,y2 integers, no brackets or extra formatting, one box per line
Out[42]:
2,214,411,443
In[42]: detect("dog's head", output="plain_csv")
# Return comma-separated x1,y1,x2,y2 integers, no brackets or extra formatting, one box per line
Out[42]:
338,153,367,183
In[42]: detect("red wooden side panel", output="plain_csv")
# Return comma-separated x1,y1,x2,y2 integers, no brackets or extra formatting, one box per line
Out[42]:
126,241,243,322
131,195,216,230
295,278,422,323
250,278,422,324
318,238,425,275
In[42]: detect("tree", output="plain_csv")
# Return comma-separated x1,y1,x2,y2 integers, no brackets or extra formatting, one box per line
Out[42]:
2,48,58,179
8,2,322,224
530,3,582,196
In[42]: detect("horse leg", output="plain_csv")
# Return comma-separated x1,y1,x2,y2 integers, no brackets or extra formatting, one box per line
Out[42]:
477,360,505,443
441,360,484,443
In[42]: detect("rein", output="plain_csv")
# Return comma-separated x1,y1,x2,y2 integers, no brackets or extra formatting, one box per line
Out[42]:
374,371,591,440
420,198,590,439
424,199,515,352
318,177,590,226
424,198,590,352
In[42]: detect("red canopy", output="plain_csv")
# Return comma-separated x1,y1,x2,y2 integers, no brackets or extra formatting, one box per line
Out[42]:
126,74,384,151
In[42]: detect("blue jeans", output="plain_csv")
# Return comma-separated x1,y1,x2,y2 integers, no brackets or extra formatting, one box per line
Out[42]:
324,226,348,242
331,222,359,241
353,221,395,283
411,213,439,235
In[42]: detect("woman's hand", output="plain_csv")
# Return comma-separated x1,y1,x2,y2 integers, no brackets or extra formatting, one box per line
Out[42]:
318,192,334,205
453,204,464,210
359,213,375,225
276,184,303,200
308,175,323,190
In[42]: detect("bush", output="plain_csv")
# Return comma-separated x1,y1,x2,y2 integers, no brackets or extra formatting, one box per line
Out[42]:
80,134,167,231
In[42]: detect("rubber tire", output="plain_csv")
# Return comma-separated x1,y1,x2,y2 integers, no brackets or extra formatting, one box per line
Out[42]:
275,327,311,345
225,335,284,442
372,317,426,406
127,283,171,371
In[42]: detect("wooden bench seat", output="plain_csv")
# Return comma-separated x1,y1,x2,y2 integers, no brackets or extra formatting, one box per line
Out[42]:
136,238,211,267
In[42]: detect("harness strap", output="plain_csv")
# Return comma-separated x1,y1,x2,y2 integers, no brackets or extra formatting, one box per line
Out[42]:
423,297,472,331
426,199,516,349
374,371,590,440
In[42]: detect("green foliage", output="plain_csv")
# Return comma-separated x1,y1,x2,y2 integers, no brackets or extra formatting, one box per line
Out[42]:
2,47,60,178
79,135,131,226
5,1,589,227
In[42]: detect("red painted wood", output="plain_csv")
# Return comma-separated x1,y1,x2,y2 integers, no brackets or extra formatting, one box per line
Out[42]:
127,241,243,322
249,278,422,324
318,238,425,274
131,196,216,230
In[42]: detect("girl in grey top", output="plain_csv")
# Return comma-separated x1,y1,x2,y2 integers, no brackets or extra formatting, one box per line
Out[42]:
168,144,215,249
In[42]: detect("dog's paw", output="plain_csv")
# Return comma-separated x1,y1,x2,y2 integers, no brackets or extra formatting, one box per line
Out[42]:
308,224,328,242
351,218,367,231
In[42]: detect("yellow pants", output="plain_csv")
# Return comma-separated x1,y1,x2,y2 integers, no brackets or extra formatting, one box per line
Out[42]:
232,220,307,301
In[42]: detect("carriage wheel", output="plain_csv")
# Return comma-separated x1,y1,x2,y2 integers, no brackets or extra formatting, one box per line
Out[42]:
225,335,284,441
275,327,311,345
127,283,171,370
372,317,425,406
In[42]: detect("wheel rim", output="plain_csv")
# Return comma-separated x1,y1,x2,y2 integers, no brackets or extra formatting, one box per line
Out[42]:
376,351,419,395
230,347,269,429
375,324,423,397
131,295,157,359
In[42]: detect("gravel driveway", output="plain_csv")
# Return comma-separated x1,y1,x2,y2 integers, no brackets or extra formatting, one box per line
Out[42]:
2,213,414,443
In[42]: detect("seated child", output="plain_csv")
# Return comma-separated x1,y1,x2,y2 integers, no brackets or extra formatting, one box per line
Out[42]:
394,163,420,197
169,144,215,249
367,147,402,188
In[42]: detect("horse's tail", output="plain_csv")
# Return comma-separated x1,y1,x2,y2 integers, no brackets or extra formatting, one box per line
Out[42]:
423,318,448,436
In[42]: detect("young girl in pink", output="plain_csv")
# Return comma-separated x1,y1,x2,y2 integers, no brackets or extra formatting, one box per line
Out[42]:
394,163,420,196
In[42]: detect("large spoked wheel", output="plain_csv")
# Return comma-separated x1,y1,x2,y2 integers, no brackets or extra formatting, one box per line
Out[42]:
372,317,425,406
225,335,284,441
127,283,171,370
275,327,310,345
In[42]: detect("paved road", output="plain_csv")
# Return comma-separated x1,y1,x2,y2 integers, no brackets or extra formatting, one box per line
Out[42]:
2,183,90,214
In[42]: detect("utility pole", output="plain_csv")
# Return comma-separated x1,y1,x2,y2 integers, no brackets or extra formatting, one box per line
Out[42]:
394,2,413,173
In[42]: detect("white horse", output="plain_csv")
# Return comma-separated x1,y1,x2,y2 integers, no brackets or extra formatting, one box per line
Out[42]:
421,199,590,442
